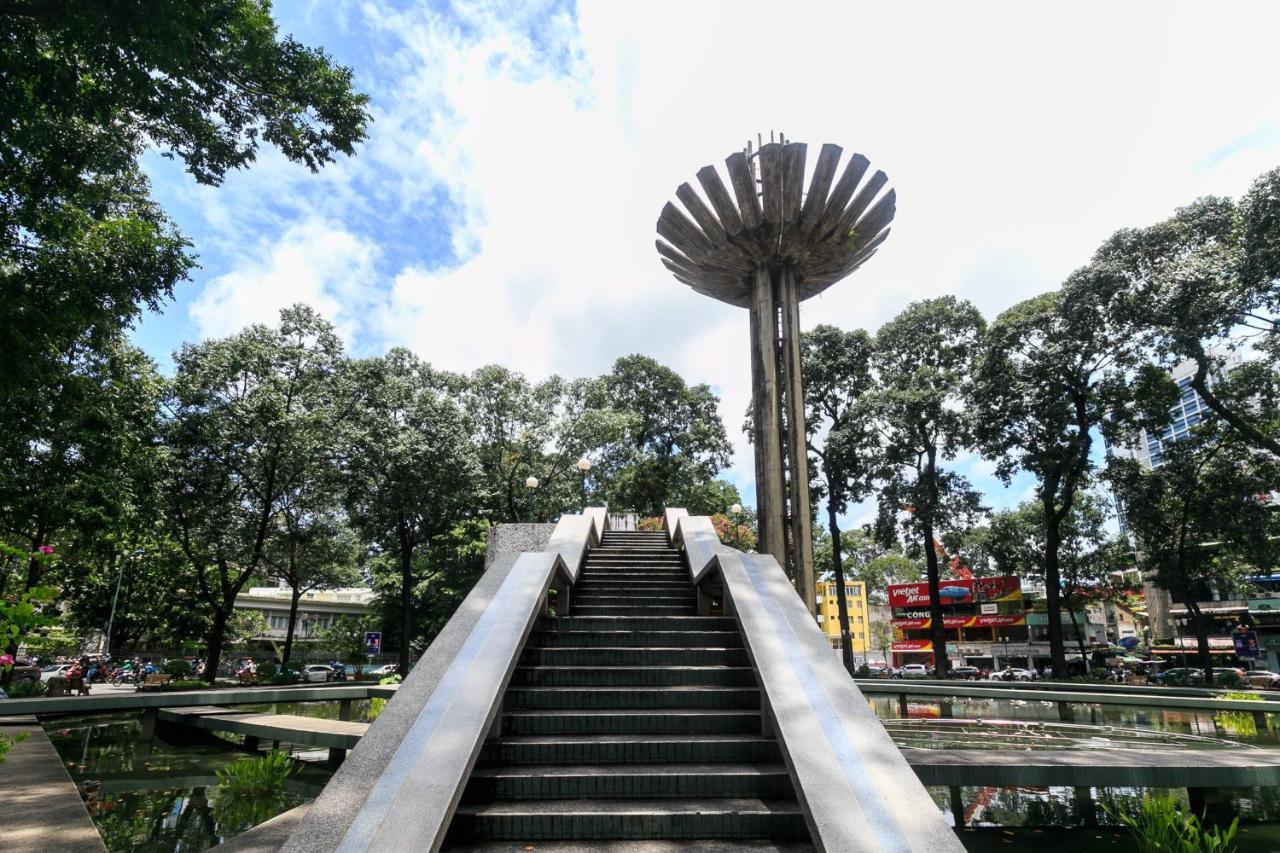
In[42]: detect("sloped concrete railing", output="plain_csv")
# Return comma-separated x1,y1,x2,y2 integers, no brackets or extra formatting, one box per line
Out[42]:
282,509,604,853
666,509,963,853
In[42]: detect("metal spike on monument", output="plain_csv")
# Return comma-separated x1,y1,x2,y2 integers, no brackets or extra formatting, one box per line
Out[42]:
656,135,895,613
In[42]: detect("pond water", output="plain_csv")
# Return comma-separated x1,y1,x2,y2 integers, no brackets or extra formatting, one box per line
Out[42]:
44,713,331,853
41,697,1280,851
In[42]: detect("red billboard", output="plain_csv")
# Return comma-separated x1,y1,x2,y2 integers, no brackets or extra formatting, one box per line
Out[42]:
887,575,1021,608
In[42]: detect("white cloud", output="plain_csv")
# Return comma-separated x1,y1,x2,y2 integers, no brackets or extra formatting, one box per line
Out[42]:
171,0,1280,513
189,219,380,342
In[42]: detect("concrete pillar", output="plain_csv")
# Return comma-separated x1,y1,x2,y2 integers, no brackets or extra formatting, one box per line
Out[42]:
897,693,909,718
328,747,347,769
244,735,260,752
139,708,157,741
1057,701,1075,723
779,265,815,613
338,699,353,722
1074,787,1097,826
948,786,965,828
749,265,786,568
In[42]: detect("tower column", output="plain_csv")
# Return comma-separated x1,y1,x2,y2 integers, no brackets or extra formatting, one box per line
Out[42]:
750,265,786,568
779,264,816,612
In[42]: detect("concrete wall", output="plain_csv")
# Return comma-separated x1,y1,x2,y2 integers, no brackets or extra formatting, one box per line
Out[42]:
484,523,556,570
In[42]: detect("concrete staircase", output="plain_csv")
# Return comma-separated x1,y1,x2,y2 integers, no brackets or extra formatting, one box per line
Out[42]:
444,529,812,848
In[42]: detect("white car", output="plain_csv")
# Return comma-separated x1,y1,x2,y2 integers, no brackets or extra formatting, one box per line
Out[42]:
368,663,399,679
40,664,73,682
302,664,335,683
898,664,929,679
989,667,1035,682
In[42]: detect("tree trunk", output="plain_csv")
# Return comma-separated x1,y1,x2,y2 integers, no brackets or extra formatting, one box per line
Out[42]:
1186,599,1214,685
282,586,302,667
923,448,949,678
826,493,855,674
1066,602,1090,673
1042,496,1068,679
205,609,228,684
399,546,413,674
922,519,948,677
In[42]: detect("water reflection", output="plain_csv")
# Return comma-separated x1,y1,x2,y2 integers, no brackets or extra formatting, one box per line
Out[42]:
44,713,330,853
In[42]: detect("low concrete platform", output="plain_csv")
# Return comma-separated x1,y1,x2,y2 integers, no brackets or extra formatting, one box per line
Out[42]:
158,706,368,751
905,747,1280,788
212,803,312,852
0,715,105,852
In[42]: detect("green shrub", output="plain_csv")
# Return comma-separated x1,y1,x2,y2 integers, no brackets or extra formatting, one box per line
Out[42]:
163,659,192,677
854,664,871,679
270,667,299,685
0,731,29,765
1214,671,1245,689
5,678,46,698
379,674,402,685
257,662,279,680
168,679,209,691
1108,793,1239,853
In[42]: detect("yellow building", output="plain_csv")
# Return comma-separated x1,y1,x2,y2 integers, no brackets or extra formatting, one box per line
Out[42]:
814,580,870,656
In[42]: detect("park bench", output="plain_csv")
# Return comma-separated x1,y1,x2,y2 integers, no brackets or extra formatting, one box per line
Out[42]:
137,673,173,691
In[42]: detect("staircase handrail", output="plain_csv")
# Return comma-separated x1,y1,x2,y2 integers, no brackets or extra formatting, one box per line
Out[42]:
665,508,963,852
282,508,605,853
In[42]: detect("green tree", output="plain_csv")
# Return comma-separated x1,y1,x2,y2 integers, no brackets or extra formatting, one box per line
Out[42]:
262,500,360,667
343,350,483,673
463,367,624,522
869,619,895,666
1089,167,1280,457
0,1,369,397
1106,421,1280,682
165,306,351,682
870,297,986,677
597,355,732,517
0,335,165,600
968,279,1132,676
372,519,490,658
803,324,879,671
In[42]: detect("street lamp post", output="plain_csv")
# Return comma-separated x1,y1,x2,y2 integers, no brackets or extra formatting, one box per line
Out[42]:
524,475,539,522
104,548,144,659
1000,633,1010,668
576,457,592,509
730,503,742,550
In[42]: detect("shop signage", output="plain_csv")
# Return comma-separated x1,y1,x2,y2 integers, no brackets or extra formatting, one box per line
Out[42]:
891,640,933,651
891,614,1027,629
364,631,382,656
1233,629,1262,659
979,603,999,615
888,575,1021,608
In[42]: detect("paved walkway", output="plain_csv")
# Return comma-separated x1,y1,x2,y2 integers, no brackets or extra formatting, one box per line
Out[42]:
0,715,105,852
159,706,369,749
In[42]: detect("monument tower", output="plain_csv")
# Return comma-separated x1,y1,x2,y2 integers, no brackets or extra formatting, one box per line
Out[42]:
655,135,895,612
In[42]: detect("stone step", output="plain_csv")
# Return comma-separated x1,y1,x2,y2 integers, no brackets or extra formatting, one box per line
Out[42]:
445,798,809,842
520,646,749,667
574,605,698,617
478,734,783,766
530,630,743,649
544,615,734,631
506,686,760,711
503,709,762,736
577,572,689,582
464,763,795,801
444,841,813,852
574,577,691,587
573,595,696,607
511,666,757,688
573,586,693,598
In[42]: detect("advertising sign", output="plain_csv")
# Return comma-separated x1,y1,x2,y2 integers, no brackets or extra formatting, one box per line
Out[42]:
891,614,1027,630
979,603,999,615
891,640,933,651
888,576,1021,608
364,631,382,656
1233,629,1261,659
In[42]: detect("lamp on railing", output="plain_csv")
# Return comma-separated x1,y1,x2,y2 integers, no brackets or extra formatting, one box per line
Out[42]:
575,457,591,508
730,503,742,550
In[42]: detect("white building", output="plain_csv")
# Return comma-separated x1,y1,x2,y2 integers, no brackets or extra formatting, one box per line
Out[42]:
234,585,374,641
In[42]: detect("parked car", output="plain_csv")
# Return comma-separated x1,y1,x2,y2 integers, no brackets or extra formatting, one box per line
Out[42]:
39,663,73,682
947,666,981,680
302,664,337,683
368,663,399,679
989,667,1035,682
1149,667,1205,686
865,664,895,679
898,664,929,679
1247,670,1280,690
4,658,41,683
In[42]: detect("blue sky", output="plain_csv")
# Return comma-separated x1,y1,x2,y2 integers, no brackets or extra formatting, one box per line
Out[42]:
131,0,1280,525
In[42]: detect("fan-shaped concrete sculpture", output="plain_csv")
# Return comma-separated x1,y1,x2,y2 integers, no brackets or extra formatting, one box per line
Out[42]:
655,137,895,611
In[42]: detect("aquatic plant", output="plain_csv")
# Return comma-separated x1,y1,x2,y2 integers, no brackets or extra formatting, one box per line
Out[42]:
1107,793,1238,853
211,751,298,831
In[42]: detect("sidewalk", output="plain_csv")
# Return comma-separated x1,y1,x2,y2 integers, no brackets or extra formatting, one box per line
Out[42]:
0,715,105,852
